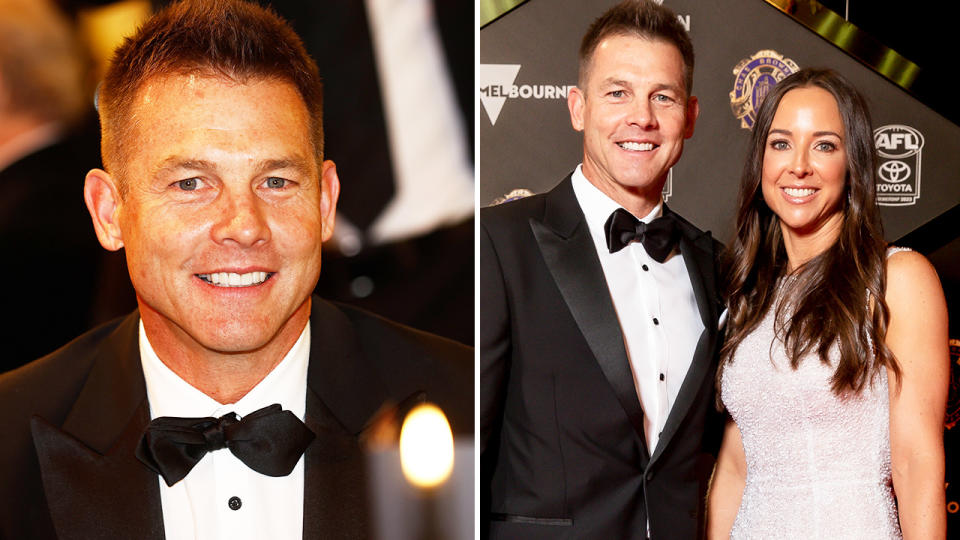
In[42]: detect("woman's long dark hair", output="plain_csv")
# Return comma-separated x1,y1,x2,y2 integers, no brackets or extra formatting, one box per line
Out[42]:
717,68,899,404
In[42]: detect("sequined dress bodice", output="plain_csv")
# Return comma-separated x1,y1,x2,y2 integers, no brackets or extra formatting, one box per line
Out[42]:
720,280,901,539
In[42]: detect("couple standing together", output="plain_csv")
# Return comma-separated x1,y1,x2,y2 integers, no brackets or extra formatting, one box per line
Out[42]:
480,0,949,538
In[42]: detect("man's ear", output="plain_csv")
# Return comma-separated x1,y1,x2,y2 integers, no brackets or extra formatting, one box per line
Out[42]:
319,160,340,243
567,86,586,132
83,168,125,251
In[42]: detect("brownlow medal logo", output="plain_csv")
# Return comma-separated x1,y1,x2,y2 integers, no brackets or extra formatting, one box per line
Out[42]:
730,50,800,129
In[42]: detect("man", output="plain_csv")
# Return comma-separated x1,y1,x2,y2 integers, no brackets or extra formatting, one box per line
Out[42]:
480,1,723,538
0,1,471,539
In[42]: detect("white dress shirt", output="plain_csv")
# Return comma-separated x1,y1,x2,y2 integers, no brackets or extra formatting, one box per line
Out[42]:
571,165,704,454
140,321,311,540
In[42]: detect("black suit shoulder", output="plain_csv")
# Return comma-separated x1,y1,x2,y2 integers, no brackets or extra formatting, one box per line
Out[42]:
0,315,133,476
335,300,470,359
480,187,555,264
0,315,129,426
320,299,474,435
481,189,548,225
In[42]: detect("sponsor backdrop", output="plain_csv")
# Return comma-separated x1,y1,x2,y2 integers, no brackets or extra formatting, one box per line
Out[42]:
480,0,960,534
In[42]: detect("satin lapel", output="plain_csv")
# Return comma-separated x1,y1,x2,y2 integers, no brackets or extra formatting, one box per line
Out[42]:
649,211,720,466
301,387,372,539
302,298,391,539
32,312,164,540
530,178,649,461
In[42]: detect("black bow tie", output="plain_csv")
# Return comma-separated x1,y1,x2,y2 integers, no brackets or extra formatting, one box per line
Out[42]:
136,403,315,486
604,208,678,262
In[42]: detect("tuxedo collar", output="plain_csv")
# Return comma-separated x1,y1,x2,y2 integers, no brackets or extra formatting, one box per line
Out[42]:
663,204,720,332
58,312,144,452
301,298,400,538
49,298,390,445
32,297,391,539
539,174,586,239
305,297,391,434
533,175,651,463
533,176,721,465
33,312,165,539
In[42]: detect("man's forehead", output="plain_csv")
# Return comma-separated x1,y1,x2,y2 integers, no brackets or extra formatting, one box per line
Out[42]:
128,72,308,123
582,34,687,89
592,34,681,64
136,71,259,101
119,72,316,173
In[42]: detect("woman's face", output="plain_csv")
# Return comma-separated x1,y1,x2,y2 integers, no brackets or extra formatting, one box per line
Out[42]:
761,86,848,240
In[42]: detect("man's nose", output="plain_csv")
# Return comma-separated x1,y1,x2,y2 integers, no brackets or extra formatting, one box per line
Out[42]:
210,189,271,247
627,98,657,128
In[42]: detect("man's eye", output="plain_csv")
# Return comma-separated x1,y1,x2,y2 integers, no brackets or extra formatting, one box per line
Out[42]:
609,90,625,98
265,177,287,189
177,178,202,191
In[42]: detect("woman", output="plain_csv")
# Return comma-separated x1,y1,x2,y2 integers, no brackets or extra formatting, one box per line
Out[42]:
707,68,948,539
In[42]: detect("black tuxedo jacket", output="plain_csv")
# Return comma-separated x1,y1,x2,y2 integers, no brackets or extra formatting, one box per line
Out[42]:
480,176,724,539
0,297,472,539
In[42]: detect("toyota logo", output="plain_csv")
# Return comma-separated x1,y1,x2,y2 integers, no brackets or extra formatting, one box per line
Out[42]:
879,160,910,183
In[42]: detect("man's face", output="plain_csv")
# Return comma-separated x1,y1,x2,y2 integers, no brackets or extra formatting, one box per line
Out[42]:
568,34,698,207
98,74,337,355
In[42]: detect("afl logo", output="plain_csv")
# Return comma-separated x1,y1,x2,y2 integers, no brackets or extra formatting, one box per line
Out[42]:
729,50,799,129
873,125,924,206
875,124,923,159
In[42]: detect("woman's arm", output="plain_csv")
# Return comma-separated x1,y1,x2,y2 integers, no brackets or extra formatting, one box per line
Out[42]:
885,250,949,540
707,417,747,539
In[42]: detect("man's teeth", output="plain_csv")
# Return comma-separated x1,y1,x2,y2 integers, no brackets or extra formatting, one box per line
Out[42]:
198,271,270,287
783,187,816,197
618,141,654,151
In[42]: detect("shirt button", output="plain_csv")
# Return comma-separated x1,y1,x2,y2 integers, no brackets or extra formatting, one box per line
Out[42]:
642,264,649,271
652,317,660,325
659,373,665,381
228,496,242,511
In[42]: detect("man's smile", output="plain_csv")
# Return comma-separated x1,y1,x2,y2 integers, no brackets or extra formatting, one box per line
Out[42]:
616,141,656,151
196,271,273,287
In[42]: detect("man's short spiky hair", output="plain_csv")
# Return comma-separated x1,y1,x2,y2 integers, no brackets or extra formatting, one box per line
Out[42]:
97,0,323,192
578,0,694,94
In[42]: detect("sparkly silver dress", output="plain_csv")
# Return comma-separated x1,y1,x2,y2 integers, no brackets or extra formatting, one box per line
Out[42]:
720,274,902,539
